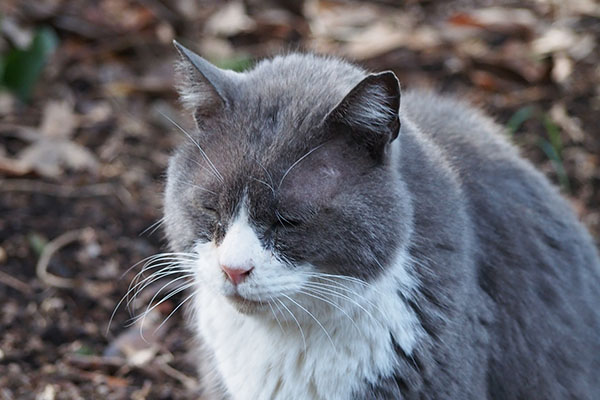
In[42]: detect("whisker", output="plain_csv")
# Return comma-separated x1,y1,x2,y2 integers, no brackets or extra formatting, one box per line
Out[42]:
301,282,380,322
275,298,306,353
139,217,165,237
134,279,194,338
154,289,197,334
254,159,276,194
127,259,195,300
119,252,198,279
251,177,275,195
139,274,195,319
280,293,336,351
107,259,194,333
299,272,385,297
278,143,326,188
136,281,194,341
267,296,285,333
175,179,217,195
298,289,360,332
159,110,224,183
302,280,377,306
181,155,217,178
127,268,194,311
300,271,372,287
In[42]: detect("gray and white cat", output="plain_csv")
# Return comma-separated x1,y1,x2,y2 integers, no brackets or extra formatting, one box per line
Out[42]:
163,41,600,400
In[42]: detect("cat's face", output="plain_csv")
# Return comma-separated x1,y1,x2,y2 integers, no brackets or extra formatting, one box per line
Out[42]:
164,44,411,315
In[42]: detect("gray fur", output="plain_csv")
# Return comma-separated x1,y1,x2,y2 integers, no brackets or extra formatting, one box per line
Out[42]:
164,46,600,399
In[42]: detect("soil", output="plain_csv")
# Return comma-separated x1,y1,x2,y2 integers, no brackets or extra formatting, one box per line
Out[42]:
1,0,598,399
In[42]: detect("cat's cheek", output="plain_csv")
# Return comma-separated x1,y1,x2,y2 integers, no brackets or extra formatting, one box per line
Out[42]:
193,241,222,292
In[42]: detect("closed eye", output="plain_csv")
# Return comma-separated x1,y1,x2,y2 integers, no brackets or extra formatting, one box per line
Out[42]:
275,211,303,228
202,206,219,218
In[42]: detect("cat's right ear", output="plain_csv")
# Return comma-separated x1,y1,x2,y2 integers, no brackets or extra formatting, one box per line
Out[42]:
322,71,401,161
173,41,234,121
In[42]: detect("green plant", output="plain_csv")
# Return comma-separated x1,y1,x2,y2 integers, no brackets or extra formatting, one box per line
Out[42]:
506,107,570,193
0,26,59,101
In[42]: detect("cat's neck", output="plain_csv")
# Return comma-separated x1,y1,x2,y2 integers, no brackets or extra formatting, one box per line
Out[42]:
194,246,423,400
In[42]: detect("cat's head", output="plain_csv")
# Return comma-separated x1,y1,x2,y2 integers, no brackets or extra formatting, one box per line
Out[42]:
164,42,412,315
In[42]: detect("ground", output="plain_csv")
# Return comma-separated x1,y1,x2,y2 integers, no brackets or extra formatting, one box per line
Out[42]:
0,0,599,399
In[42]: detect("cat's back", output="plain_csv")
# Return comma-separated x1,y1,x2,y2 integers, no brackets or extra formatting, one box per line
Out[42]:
401,90,600,399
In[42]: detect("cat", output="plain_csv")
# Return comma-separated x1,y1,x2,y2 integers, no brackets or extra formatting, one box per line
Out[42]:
163,41,600,400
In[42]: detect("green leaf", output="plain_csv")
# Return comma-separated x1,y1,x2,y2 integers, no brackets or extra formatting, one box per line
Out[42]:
543,115,562,156
1,26,59,101
539,138,570,193
506,106,535,136
74,344,95,356
213,55,254,72
28,232,48,257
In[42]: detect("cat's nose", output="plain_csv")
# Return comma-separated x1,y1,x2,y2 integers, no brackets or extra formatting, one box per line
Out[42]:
221,265,254,285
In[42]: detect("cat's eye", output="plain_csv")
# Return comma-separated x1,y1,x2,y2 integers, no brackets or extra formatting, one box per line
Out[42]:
274,213,303,229
201,205,219,218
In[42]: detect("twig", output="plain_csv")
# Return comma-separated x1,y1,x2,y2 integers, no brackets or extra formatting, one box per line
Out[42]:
156,359,197,390
36,228,95,289
0,179,134,205
0,270,32,295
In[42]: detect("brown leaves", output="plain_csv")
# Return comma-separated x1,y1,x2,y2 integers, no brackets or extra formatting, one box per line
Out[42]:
0,101,98,178
1,1,599,399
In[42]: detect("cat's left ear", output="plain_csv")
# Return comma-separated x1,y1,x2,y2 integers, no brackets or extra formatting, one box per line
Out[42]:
323,71,401,160
173,40,237,122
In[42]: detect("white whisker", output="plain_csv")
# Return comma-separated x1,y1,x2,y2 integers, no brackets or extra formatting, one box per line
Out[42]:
278,143,326,188
120,252,198,279
280,293,336,351
275,298,306,353
298,289,360,332
159,110,224,183
139,217,165,237
135,279,194,339
254,159,276,194
175,178,217,195
302,282,380,322
154,289,197,334
267,296,285,333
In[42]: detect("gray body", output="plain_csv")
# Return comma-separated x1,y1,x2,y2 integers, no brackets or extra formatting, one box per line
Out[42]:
164,45,600,399
362,92,600,399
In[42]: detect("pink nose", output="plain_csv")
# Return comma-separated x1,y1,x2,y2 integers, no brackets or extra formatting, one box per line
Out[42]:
221,265,254,285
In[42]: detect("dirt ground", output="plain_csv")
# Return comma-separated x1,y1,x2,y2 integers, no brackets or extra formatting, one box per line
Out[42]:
1,0,599,399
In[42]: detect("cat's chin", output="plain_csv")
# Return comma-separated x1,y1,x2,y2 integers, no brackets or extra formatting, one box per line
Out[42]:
224,293,268,315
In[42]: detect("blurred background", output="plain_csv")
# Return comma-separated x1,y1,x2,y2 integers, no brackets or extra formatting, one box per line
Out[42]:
0,0,599,398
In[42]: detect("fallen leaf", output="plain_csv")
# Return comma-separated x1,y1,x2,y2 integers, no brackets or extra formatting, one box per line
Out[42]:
533,28,595,60
551,53,574,83
549,103,585,142
39,101,78,139
104,308,172,366
204,1,255,37
448,7,536,39
16,139,98,178
1,16,34,49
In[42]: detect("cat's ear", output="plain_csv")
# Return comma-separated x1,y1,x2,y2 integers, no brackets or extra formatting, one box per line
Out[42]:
323,71,401,159
173,40,234,120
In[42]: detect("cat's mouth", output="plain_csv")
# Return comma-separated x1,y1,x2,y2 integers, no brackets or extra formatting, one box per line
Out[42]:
224,293,267,314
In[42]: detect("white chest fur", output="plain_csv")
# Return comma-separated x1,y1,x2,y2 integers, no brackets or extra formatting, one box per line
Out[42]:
194,254,421,400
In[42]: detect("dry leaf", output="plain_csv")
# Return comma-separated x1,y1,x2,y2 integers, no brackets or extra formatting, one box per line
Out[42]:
39,101,78,139
533,28,595,60
343,23,410,60
16,139,98,178
551,53,573,83
104,308,171,366
204,1,255,37
550,103,585,142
